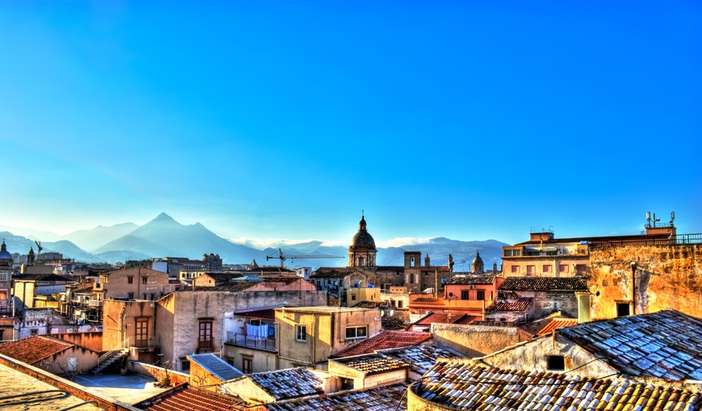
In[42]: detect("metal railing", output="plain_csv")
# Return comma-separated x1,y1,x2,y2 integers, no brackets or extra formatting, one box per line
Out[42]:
590,233,702,248
226,332,276,352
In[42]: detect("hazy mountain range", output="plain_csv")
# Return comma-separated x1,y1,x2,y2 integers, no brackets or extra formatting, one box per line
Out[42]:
0,213,507,269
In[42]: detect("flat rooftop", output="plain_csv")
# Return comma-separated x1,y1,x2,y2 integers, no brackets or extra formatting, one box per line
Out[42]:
276,306,376,313
71,373,169,404
0,362,100,410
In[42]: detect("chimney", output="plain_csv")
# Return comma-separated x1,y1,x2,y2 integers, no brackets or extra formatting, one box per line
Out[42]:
575,292,591,323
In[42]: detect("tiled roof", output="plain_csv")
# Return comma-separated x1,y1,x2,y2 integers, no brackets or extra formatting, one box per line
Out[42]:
331,330,432,358
0,336,74,364
333,353,408,375
189,353,243,381
139,386,246,411
0,363,101,410
500,276,588,292
381,344,460,375
558,310,702,381
249,368,323,400
266,383,406,411
536,317,578,336
447,274,495,285
415,359,702,410
488,297,532,312
12,273,72,282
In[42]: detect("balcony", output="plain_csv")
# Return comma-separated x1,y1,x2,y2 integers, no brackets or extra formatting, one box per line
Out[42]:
226,332,276,352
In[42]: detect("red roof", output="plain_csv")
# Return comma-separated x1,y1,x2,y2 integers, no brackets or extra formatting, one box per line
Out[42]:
536,318,578,336
331,331,432,358
0,336,74,364
413,312,477,326
141,387,245,411
489,298,532,312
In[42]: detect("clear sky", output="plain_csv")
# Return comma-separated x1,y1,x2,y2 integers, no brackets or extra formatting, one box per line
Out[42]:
0,1,700,245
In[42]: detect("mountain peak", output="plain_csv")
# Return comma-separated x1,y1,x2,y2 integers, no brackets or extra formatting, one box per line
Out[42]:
150,212,178,224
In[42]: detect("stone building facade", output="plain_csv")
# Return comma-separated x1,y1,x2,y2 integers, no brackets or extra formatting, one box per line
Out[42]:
588,241,702,320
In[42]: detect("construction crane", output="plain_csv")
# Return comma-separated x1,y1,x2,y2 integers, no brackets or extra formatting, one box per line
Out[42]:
266,248,343,269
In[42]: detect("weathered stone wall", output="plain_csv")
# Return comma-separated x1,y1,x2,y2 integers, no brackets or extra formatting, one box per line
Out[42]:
589,244,702,320
430,323,528,357
479,335,617,378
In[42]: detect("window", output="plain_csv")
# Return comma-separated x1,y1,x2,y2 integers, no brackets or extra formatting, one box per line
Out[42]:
546,355,565,371
242,355,253,374
477,290,485,301
460,290,469,300
410,256,416,267
575,264,587,274
616,302,631,317
345,326,368,340
127,292,134,299
142,276,148,285
351,295,356,301
511,265,519,273
135,318,149,347
397,300,403,309
543,265,551,273
559,264,569,273
180,357,190,372
198,319,213,350
295,325,307,342
127,276,134,284
30,329,38,336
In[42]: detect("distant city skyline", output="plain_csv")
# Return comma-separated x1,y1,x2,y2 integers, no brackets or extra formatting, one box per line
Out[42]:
1,2,700,244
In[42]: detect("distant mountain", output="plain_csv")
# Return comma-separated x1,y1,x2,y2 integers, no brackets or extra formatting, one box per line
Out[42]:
0,231,98,262
1,214,508,268
270,237,507,271
95,212,263,263
63,222,139,251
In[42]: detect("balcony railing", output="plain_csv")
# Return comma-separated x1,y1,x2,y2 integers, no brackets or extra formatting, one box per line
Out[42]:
226,332,276,352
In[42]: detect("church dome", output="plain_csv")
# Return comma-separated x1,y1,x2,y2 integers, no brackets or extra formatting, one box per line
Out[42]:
471,251,484,273
349,215,376,250
0,240,13,262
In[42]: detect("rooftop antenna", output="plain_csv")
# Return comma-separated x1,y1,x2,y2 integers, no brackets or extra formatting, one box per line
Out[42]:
670,211,676,227
645,211,652,228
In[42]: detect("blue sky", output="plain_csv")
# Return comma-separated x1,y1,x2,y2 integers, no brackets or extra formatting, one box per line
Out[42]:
0,1,700,245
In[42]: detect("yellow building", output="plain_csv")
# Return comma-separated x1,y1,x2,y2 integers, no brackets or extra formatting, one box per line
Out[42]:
275,306,382,369
13,274,72,309
346,287,380,306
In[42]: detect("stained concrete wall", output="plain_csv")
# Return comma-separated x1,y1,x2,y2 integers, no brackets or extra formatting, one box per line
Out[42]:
589,244,702,320
223,344,277,373
478,335,617,378
430,323,528,357
54,331,103,352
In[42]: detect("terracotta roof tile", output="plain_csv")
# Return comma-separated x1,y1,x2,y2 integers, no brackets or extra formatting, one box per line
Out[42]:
331,331,432,358
536,317,578,336
414,359,702,410
381,344,460,375
333,353,408,375
266,383,406,411
558,310,702,381
488,297,532,312
500,276,588,292
0,336,74,364
447,274,495,285
248,368,323,400
139,386,245,411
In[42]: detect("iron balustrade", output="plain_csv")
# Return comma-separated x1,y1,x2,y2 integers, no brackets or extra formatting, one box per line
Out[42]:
226,331,276,352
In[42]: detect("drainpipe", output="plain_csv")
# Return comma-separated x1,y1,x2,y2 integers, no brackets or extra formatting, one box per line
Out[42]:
630,262,637,315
